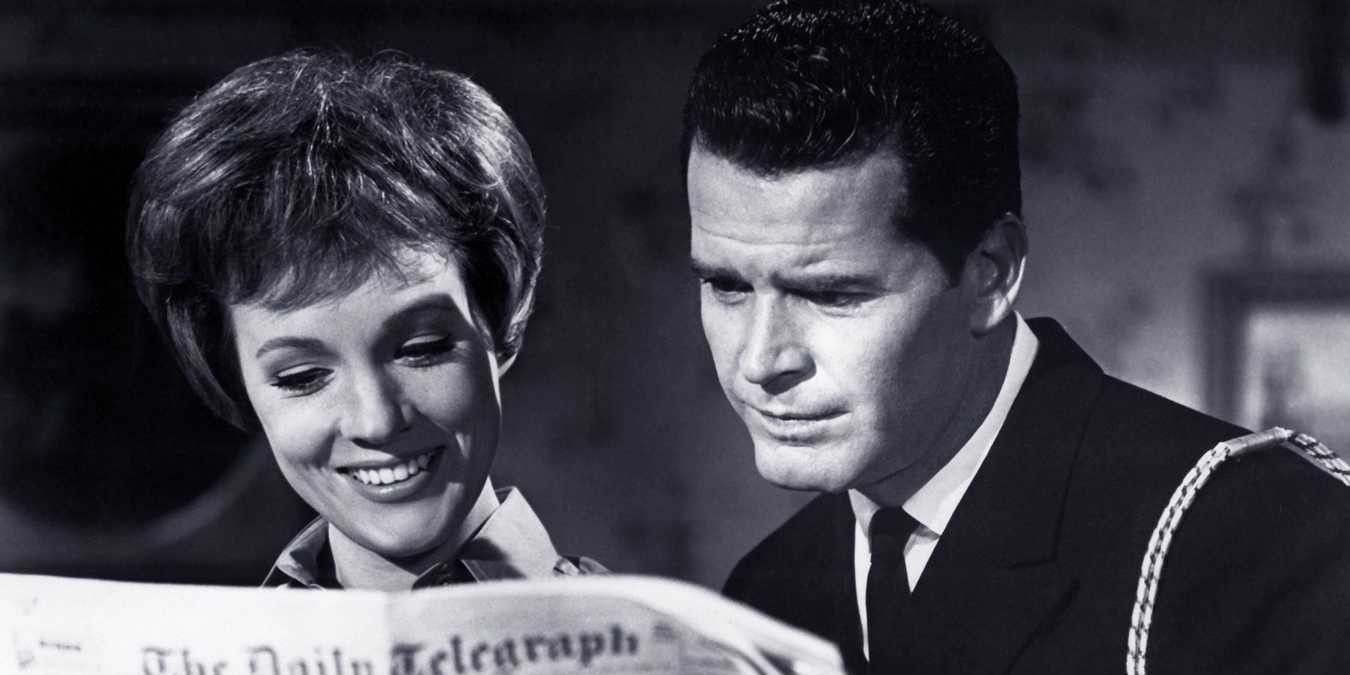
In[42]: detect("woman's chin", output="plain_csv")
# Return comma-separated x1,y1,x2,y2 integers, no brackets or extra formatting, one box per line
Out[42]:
367,526,456,562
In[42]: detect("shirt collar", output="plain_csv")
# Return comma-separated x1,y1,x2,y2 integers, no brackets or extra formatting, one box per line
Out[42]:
263,486,564,588
449,486,566,582
850,313,1040,538
263,517,331,588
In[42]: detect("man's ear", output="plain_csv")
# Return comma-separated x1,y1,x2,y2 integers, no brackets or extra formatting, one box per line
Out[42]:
961,213,1027,336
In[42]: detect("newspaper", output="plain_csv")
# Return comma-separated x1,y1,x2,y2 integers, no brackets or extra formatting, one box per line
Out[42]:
0,574,844,675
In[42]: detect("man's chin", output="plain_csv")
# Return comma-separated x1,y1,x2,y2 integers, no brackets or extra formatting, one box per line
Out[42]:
753,445,854,494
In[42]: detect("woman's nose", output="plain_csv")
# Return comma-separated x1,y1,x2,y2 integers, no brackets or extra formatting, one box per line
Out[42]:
339,369,412,447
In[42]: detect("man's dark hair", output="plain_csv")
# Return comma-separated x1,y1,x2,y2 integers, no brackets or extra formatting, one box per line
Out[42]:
127,50,546,429
682,0,1021,278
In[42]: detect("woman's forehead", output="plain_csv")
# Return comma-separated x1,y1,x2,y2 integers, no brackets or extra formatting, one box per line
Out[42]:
229,251,476,345
240,244,459,312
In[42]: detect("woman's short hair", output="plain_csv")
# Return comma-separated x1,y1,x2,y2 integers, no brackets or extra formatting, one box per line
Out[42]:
127,50,546,429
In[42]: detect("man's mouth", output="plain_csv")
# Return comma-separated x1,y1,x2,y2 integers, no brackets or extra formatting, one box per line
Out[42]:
755,407,845,422
341,447,442,487
750,407,846,441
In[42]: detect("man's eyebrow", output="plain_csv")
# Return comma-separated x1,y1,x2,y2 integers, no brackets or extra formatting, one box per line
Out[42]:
777,271,880,290
690,260,739,279
690,260,879,290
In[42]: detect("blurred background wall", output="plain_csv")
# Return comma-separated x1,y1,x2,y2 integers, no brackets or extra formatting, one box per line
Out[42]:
0,0,1347,589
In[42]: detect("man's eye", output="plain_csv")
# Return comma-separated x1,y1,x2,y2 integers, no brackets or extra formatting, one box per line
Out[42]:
398,336,455,365
271,368,331,395
703,278,750,300
803,290,864,308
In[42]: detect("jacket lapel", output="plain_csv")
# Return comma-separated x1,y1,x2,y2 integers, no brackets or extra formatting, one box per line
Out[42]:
826,504,867,675
903,319,1104,673
800,495,868,674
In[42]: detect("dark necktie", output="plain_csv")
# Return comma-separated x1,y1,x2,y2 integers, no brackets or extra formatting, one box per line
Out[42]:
866,507,920,674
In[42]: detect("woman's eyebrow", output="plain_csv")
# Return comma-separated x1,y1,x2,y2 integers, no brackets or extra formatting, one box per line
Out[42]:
379,294,475,335
253,296,469,359
254,336,326,359
383,295,460,322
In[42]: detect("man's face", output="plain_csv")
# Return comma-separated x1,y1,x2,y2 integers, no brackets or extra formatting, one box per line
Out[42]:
689,147,982,494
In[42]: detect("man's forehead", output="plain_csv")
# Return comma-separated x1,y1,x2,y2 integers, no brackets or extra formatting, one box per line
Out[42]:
691,214,875,249
687,148,907,237
686,142,907,193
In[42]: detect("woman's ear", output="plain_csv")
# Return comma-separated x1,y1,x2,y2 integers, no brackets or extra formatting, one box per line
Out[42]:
962,213,1027,336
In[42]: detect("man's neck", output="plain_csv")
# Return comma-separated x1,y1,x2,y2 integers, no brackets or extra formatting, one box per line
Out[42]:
328,479,501,591
859,318,1018,508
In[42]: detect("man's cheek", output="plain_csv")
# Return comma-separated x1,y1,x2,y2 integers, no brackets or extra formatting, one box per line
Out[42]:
703,332,738,377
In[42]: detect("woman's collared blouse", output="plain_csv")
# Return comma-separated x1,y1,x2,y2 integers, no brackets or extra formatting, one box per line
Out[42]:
263,487,605,589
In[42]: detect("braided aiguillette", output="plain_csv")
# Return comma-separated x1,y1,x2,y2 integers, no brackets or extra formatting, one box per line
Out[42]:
1125,427,1350,675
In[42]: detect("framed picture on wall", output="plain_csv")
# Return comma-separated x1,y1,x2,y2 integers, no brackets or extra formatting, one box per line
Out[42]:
1206,269,1350,451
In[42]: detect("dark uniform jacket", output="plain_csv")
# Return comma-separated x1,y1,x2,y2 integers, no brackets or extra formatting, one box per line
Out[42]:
724,318,1350,674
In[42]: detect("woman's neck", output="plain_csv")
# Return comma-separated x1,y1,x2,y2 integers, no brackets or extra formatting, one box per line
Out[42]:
328,478,501,591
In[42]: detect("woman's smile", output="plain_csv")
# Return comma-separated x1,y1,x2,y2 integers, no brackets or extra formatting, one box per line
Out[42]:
341,446,441,487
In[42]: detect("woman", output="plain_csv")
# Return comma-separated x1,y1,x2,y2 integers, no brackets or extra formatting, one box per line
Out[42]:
126,50,601,590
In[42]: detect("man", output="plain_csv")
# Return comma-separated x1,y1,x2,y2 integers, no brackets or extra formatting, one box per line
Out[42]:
682,1,1350,673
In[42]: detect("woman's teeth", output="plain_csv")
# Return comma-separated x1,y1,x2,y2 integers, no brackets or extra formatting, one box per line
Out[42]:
350,451,434,486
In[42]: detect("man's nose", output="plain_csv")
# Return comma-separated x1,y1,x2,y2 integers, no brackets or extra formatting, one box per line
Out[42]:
340,369,412,447
739,297,811,391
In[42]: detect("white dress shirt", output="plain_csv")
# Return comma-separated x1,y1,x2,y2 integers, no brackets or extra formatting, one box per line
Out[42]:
850,314,1039,659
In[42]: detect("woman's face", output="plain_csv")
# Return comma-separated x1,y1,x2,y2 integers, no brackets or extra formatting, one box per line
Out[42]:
229,250,502,560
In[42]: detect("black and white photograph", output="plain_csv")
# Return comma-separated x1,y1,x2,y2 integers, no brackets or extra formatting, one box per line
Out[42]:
1,1,1348,673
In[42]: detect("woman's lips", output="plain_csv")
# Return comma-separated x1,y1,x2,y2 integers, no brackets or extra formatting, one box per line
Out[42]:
346,450,436,486
339,446,445,502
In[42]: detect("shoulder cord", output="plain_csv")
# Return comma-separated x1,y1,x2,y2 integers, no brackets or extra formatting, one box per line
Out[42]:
1126,427,1350,675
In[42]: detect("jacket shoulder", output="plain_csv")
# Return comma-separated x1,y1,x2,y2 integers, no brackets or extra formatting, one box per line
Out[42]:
1066,376,1249,514
1142,430,1350,673
1083,376,1350,515
1091,376,1246,457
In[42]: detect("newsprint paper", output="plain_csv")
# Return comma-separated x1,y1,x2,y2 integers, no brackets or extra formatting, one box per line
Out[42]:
0,574,844,675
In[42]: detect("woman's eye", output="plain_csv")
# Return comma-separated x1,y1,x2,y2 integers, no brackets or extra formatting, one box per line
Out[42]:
271,368,331,395
397,336,456,365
